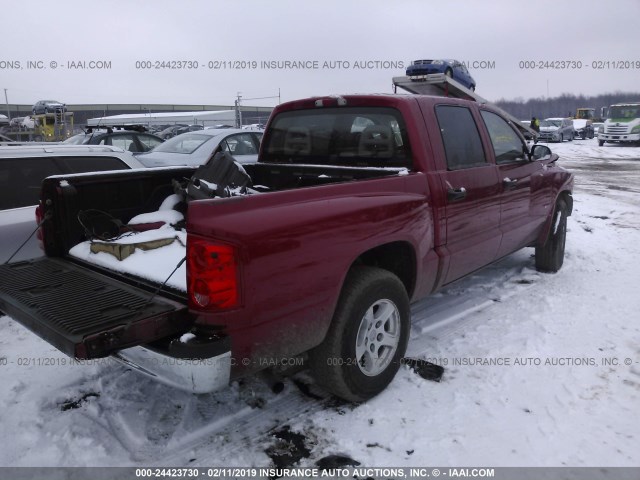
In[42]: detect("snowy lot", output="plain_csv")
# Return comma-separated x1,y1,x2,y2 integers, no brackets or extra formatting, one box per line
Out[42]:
1,139,639,469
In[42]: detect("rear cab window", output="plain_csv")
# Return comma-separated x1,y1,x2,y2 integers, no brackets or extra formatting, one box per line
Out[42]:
262,107,412,168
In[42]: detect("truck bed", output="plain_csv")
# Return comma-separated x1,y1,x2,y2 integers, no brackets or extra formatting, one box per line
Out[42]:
2,162,407,359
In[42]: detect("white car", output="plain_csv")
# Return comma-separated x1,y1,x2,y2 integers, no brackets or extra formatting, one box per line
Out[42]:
1,145,144,264
136,128,263,167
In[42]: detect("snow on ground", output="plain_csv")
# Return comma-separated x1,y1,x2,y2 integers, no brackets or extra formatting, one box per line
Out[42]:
0,138,639,470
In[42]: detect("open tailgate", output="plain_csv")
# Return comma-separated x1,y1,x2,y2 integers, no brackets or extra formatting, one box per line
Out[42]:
0,257,191,359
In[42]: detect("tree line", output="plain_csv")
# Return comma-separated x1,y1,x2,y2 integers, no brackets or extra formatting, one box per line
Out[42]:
494,92,640,120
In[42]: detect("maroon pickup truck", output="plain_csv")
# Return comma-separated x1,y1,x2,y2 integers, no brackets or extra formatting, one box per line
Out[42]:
0,94,573,402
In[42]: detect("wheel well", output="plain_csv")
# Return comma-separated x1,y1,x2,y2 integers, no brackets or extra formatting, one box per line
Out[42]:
559,191,573,216
351,242,416,297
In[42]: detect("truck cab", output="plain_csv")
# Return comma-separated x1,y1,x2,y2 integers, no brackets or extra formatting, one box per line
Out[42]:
598,103,640,146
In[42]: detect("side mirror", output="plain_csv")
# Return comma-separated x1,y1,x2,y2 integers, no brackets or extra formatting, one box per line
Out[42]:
530,144,552,161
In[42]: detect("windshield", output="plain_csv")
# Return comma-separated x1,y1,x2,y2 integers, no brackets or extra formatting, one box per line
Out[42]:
608,106,640,119
152,133,212,154
262,107,412,168
541,120,561,128
63,134,89,145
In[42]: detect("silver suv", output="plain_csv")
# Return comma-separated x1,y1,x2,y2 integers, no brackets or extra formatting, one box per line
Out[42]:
1,145,144,264
538,118,575,142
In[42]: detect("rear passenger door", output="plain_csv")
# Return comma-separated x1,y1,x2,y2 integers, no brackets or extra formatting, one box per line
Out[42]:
479,110,545,257
432,104,502,284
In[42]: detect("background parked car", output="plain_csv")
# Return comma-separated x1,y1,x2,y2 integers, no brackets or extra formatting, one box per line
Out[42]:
0,145,144,263
406,59,476,91
572,119,595,139
156,124,188,139
32,100,67,115
538,118,574,142
175,124,204,135
63,126,164,153
137,128,262,167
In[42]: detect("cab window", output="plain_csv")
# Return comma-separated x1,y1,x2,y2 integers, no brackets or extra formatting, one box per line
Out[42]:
480,110,526,164
435,105,486,170
0,158,61,209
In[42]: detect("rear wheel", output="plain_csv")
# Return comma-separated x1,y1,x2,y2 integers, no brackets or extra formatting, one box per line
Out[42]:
309,267,410,402
535,199,568,273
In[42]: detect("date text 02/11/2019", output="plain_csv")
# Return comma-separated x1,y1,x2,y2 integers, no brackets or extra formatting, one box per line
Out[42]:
133,60,405,70
518,60,640,69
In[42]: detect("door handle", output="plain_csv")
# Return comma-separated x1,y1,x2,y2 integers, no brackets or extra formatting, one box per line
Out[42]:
503,177,518,190
447,187,467,201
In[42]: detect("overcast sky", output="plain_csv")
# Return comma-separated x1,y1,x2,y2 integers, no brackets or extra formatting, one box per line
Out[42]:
2,0,639,107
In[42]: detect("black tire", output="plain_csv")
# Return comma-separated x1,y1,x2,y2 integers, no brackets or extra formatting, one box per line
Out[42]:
308,266,410,402
535,199,568,273
445,68,453,78
598,140,605,146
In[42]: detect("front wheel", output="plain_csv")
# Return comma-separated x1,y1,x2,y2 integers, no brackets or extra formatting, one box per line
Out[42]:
598,140,605,146
309,267,410,402
535,199,568,272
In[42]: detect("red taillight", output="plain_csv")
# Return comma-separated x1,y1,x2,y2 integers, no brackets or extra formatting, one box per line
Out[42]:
187,238,240,310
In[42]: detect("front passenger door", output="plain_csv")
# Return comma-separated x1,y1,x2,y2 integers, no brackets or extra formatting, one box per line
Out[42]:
480,110,545,257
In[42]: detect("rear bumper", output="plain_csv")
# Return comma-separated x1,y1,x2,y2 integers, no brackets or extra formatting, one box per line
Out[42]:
111,334,231,394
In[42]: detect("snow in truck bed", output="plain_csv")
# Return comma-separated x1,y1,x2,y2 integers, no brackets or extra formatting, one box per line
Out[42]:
68,195,188,291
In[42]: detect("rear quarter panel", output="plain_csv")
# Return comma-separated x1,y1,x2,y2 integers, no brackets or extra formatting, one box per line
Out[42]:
187,172,435,374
